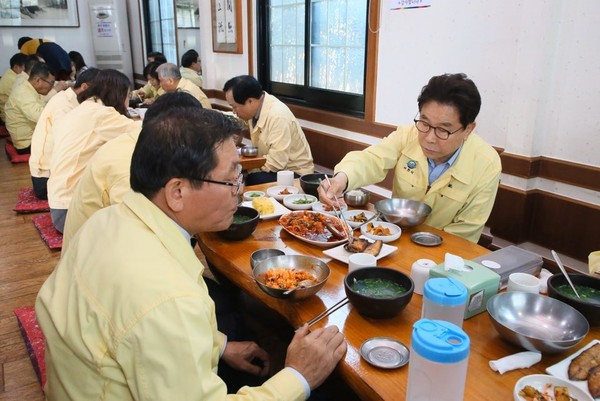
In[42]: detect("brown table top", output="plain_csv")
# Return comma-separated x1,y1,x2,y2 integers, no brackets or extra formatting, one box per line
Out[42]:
240,155,267,171
198,181,599,401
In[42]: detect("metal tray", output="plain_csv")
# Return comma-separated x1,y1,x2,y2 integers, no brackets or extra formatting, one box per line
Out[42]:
360,337,409,369
411,231,443,247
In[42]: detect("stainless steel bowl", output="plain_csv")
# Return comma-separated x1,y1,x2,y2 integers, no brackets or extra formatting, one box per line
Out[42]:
487,292,589,353
252,255,330,300
375,199,432,228
250,248,286,270
344,189,370,207
241,146,258,157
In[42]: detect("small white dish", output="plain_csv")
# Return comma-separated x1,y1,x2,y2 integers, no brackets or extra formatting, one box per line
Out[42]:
342,210,377,228
361,221,402,243
241,197,290,220
266,185,299,201
283,194,318,210
546,339,600,399
242,190,266,201
322,237,397,264
312,201,348,215
514,374,594,401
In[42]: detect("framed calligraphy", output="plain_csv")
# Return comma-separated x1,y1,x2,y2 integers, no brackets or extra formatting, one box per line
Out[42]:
211,0,242,54
0,0,80,27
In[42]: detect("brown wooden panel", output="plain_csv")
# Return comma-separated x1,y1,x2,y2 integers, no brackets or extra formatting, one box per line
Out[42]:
500,153,540,178
528,192,600,261
487,185,532,243
539,156,600,192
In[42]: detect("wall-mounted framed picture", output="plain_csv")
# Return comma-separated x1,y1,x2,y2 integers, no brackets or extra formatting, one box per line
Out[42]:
0,0,80,27
211,0,242,54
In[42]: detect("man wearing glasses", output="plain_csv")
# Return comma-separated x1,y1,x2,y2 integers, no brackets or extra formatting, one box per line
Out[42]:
319,73,501,243
5,62,56,154
37,106,346,400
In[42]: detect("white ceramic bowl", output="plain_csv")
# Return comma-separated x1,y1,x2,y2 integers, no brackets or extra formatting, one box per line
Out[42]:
242,190,266,202
513,374,593,401
361,221,401,243
266,185,299,201
342,210,377,228
283,194,318,210
312,201,348,215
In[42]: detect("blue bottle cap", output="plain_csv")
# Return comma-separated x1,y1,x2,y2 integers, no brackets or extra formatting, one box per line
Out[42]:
411,319,470,363
423,277,467,306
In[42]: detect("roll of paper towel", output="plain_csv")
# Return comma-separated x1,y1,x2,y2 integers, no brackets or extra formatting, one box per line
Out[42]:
411,259,437,294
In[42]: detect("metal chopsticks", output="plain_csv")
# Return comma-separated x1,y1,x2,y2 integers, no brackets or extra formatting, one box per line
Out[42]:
299,297,349,330
320,177,353,242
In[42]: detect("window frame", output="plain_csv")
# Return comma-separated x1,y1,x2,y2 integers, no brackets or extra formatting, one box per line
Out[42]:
257,0,371,118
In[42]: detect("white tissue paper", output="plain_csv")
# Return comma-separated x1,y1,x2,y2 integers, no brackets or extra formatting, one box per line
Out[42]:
489,351,542,374
445,253,468,272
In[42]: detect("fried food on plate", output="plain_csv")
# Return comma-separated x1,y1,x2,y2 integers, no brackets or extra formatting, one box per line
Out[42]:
344,238,382,256
252,197,274,215
568,343,600,380
588,365,600,398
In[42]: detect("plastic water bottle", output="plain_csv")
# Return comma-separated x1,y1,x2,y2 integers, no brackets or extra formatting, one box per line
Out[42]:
406,319,470,401
421,277,467,328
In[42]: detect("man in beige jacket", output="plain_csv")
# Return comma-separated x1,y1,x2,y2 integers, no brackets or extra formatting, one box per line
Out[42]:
157,62,211,109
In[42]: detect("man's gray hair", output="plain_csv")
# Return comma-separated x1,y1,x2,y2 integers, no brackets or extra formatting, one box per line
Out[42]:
156,63,181,80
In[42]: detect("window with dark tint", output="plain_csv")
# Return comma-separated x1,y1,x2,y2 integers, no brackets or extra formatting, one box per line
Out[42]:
258,0,369,117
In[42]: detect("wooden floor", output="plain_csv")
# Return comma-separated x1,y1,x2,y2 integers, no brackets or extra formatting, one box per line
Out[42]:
0,137,51,400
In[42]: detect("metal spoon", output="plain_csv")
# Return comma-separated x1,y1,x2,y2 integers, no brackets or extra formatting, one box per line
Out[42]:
551,250,580,298
283,280,314,295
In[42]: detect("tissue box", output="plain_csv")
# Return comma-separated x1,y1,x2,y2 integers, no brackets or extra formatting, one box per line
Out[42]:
430,261,500,319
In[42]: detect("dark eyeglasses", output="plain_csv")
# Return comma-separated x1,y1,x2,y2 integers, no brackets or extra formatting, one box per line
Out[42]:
40,78,56,86
414,115,464,140
194,165,244,195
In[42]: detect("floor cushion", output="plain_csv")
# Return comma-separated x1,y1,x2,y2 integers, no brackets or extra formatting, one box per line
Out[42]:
13,306,46,389
32,214,63,249
13,188,50,214
5,142,30,163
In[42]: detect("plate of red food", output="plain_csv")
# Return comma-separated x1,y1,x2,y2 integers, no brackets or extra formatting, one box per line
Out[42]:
279,210,349,247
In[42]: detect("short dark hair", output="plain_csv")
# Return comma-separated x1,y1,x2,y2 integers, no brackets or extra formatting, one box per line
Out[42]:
10,53,28,68
223,75,263,104
73,67,100,89
417,73,481,128
17,37,33,50
148,51,167,64
130,108,242,198
29,63,53,80
24,55,40,74
68,51,87,71
77,69,131,116
143,61,163,80
181,49,199,68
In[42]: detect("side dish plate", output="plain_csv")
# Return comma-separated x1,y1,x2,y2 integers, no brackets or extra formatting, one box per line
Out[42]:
360,337,409,369
241,198,290,220
279,211,348,248
411,231,443,247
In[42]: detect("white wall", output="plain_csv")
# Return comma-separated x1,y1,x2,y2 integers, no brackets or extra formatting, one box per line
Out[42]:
0,0,95,73
2,0,597,171
375,0,600,168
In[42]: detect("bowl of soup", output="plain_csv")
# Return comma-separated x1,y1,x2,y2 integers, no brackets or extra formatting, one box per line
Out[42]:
217,206,260,241
547,273,600,326
344,267,414,319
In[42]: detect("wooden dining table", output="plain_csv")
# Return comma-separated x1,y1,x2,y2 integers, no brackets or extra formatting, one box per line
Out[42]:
198,181,600,401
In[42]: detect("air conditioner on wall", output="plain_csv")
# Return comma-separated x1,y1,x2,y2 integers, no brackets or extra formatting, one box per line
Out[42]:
88,0,133,80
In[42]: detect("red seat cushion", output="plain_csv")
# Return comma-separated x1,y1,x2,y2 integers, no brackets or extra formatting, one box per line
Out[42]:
32,214,63,249
5,142,30,163
14,306,46,389
13,188,50,214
